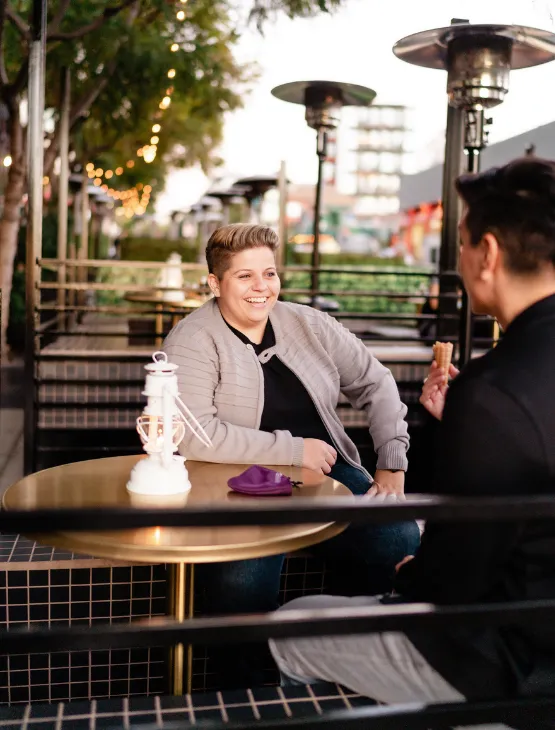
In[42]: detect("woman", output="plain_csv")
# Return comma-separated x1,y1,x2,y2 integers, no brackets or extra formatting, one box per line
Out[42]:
164,223,419,686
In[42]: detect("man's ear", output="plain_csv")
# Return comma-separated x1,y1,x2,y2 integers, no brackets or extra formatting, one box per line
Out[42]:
479,232,501,280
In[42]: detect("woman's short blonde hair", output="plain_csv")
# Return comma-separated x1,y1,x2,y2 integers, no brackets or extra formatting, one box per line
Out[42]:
206,223,279,279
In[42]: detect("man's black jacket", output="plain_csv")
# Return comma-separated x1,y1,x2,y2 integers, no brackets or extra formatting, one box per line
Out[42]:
395,293,555,699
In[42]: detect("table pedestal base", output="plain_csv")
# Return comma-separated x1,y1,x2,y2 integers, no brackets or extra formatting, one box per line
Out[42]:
167,562,195,695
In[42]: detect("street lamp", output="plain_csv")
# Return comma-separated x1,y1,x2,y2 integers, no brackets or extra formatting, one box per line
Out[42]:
271,81,376,303
394,21,555,364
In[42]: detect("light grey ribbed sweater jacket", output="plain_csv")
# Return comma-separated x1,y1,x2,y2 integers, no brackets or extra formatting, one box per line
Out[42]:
163,299,409,475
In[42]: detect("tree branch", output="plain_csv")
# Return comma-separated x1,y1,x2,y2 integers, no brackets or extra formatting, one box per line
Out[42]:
5,3,30,41
48,0,138,41
0,2,10,86
47,0,71,36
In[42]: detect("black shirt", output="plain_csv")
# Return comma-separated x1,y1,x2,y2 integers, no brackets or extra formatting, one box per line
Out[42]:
225,320,334,447
395,293,555,702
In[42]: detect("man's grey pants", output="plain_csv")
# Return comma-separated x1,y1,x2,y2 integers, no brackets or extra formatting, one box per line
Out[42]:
269,595,512,730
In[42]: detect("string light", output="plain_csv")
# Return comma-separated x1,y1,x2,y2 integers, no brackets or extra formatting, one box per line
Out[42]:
42,176,50,185
82,5,184,220
3,155,11,167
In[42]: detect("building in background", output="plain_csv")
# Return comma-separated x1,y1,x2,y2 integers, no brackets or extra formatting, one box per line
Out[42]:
333,104,409,250
398,119,555,266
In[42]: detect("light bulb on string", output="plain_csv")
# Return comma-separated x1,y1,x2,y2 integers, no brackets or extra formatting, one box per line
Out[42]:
176,10,185,20
170,43,179,52
159,96,171,109
87,170,95,179
86,162,94,172
105,170,113,179
137,147,144,157
167,69,176,79
143,146,157,164
93,178,101,187
126,160,135,168
152,124,161,133
150,136,159,145
95,168,103,177
116,167,124,175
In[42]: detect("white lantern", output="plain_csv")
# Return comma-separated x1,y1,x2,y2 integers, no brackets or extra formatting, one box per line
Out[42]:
126,351,212,497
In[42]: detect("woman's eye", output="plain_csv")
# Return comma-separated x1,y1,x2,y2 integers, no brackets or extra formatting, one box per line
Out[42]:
239,274,250,279
266,272,276,277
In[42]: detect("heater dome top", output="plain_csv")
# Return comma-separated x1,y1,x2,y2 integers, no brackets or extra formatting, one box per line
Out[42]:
393,23,555,72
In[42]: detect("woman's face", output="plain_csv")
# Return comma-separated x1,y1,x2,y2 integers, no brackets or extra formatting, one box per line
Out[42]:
209,246,281,331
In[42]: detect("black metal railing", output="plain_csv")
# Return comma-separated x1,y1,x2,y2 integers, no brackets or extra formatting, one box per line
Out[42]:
1,496,554,729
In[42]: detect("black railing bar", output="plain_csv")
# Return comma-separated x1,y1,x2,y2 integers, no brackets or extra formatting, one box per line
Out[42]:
36,305,191,315
283,290,459,299
35,401,142,408
35,346,153,356
39,258,208,271
38,282,211,293
282,266,436,276
138,696,555,730
37,331,179,338
2,599,555,654
38,379,145,386
4,495,555,531
36,446,141,453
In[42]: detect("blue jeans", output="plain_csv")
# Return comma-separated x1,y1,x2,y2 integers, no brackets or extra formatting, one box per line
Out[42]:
196,462,420,687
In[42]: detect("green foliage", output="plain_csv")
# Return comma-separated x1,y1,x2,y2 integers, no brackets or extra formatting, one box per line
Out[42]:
120,237,198,262
249,0,343,30
281,255,432,314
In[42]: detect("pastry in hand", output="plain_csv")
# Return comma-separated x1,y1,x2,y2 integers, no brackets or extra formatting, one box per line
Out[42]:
432,341,454,384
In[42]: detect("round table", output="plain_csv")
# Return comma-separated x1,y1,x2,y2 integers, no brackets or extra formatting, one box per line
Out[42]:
124,290,207,347
2,455,351,694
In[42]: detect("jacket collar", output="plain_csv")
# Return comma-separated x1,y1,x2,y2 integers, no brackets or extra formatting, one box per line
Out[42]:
206,297,285,349
502,293,555,340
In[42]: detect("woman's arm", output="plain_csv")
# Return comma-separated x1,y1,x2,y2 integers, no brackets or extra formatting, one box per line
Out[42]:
163,333,304,466
319,313,409,471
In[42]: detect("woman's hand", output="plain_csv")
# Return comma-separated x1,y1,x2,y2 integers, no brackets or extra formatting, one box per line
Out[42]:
302,439,337,475
419,360,460,421
367,469,405,501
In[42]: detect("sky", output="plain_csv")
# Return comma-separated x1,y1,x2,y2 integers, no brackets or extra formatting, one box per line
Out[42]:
155,0,555,219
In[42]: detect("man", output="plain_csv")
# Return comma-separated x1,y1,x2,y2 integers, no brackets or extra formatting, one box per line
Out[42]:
270,158,555,725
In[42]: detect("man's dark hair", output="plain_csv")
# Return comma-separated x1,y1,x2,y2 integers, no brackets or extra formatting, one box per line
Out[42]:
455,157,555,274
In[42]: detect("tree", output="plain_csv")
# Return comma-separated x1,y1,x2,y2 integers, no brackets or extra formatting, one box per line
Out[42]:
0,0,344,351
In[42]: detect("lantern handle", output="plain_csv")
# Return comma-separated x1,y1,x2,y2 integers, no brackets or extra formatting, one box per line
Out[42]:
174,393,213,449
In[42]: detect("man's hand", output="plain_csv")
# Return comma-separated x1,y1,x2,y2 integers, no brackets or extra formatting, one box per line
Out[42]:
302,439,337,475
395,555,414,573
367,469,405,500
420,360,460,420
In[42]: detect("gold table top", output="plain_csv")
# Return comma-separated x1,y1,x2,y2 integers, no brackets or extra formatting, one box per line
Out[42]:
2,456,351,564
124,290,205,308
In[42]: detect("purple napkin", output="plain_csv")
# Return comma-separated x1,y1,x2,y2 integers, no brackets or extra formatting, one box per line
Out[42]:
227,465,293,497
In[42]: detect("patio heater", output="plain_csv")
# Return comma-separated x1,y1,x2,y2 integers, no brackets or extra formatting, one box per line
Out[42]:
234,175,279,223
205,186,248,225
271,81,376,303
394,21,555,365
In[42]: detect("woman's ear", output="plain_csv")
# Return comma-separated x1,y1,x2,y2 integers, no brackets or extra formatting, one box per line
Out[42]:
207,273,220,297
